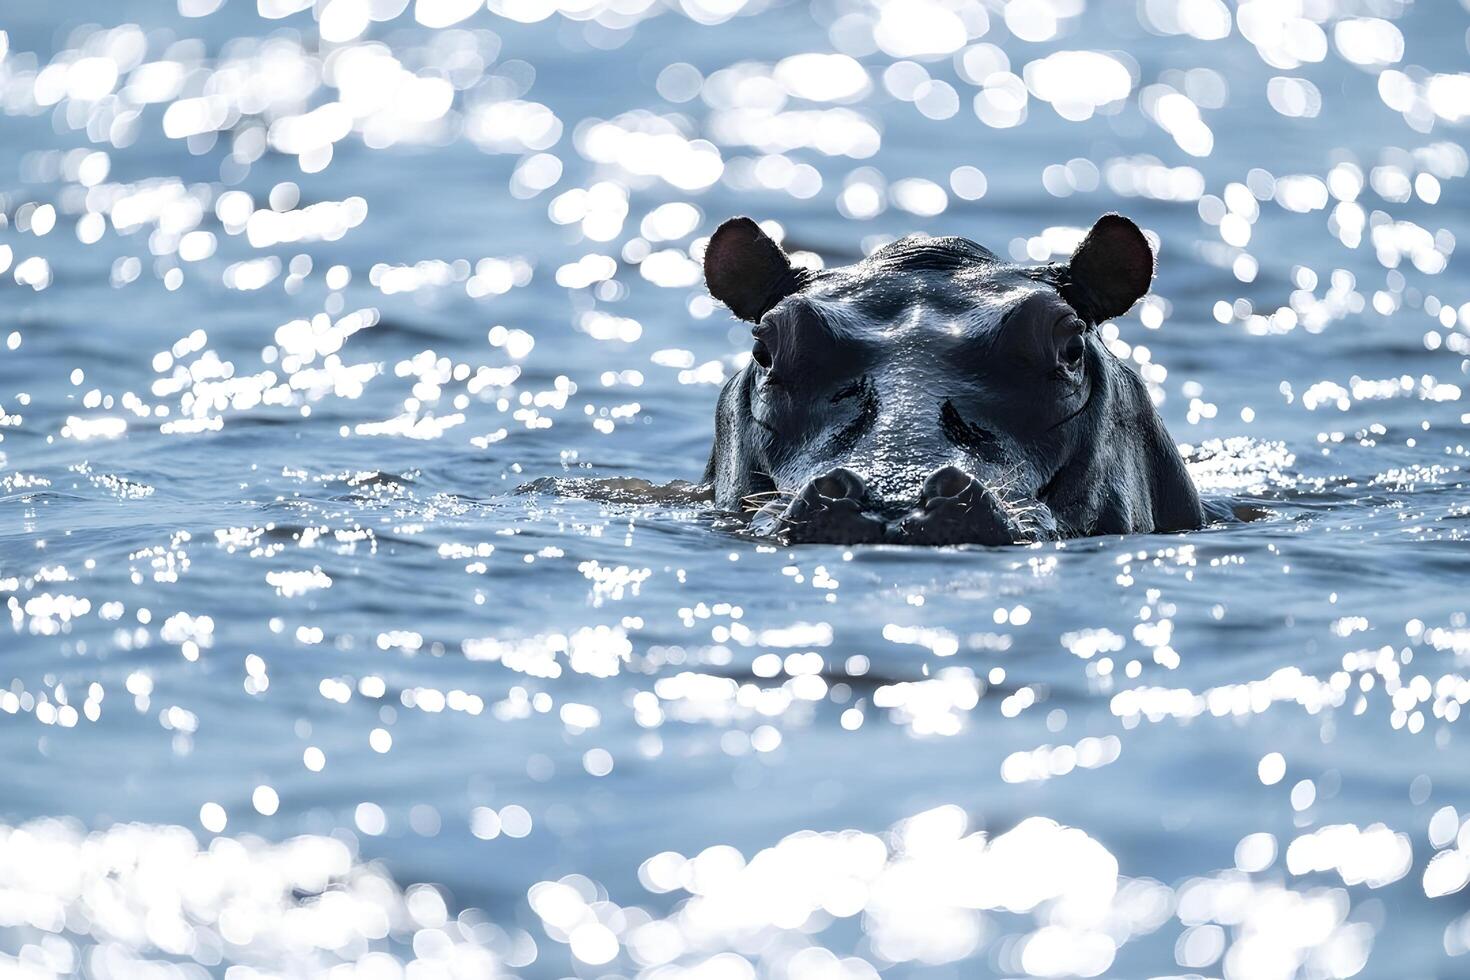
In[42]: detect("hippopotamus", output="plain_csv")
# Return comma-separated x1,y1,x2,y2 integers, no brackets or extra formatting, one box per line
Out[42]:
700,213,1204,545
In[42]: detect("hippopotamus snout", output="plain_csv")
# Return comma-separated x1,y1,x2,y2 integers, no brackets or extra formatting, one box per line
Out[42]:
773,465,1038,546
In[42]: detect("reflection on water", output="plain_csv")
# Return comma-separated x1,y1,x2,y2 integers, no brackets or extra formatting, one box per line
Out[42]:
1,0,1469,977
0,804,1403,978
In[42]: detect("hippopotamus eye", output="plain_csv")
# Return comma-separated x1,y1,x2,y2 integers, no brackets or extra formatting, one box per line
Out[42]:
751,337,773,370
1060,332,1085,365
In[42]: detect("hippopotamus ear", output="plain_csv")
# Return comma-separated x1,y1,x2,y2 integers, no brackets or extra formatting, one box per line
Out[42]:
1060,214,1155,324
704,217,805,322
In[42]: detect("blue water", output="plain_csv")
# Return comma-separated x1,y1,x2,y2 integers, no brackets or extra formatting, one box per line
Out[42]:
2,1,1470,977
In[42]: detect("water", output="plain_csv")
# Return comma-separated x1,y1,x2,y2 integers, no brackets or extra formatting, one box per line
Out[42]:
1,1,1469,977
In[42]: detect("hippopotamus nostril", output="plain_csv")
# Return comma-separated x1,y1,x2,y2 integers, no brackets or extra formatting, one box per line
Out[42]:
918,465,978,508
778,467,886,544
812,466,867,502
889,466,1019,546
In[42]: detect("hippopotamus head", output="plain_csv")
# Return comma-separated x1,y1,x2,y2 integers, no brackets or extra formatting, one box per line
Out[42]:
701,213,1203,545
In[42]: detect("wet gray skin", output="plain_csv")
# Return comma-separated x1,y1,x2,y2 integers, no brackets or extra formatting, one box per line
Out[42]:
701,213,1205,545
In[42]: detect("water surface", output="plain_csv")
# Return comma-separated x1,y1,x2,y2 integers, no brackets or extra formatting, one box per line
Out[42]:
2,1,1470,977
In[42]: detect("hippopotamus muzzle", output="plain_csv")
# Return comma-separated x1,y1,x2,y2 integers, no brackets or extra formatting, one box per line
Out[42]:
701,213,1205,547
751,465,1053,546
